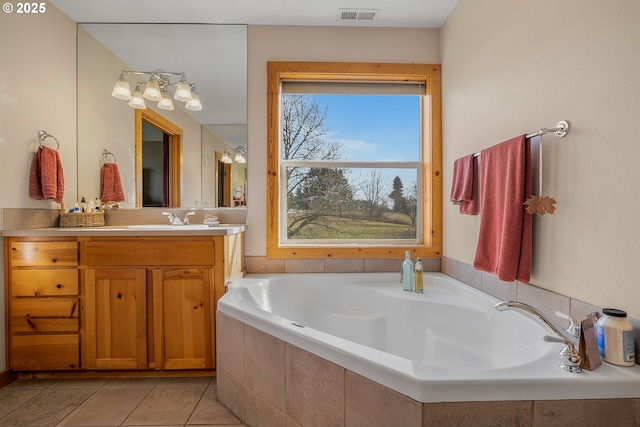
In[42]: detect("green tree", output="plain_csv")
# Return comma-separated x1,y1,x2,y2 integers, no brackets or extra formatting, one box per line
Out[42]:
389,176,407,213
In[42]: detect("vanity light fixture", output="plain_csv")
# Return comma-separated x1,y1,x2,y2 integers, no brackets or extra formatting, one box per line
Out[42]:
111,69,202,111
221,146,246,164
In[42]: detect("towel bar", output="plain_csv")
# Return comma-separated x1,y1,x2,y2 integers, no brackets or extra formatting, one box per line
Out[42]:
37,130,60,150
473,120,570,158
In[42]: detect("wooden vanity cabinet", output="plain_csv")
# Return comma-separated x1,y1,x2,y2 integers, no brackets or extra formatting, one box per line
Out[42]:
81,237,219,371
6,238,80,370
6,233,243,373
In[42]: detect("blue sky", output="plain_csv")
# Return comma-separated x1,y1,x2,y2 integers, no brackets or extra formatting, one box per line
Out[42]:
318,95,420,162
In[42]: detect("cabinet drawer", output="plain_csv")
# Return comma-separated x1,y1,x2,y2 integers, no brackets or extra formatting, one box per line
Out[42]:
11,298,79,333
12,269,79,297
10,334,79,370
85,241,214,266
10,241,78,267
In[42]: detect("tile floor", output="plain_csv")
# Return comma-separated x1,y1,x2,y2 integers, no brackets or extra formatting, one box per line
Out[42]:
0,376,246,427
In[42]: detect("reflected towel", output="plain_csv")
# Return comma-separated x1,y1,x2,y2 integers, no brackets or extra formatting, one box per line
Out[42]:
29,146,64,204
101,162,125,202
450,154,479,215
473,135,532,282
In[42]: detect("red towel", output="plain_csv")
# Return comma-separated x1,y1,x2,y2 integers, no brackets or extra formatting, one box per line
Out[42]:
29,146,64,204
450,154,479,215
473,135,532,282
101,162,125,202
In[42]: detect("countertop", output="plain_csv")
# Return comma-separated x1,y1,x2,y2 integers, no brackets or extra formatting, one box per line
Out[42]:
1,224,246,237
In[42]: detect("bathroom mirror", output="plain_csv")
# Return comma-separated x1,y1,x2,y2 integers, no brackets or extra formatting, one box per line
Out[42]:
76,23,247,208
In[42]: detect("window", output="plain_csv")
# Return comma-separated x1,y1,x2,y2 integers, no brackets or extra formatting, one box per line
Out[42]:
267,62,442,259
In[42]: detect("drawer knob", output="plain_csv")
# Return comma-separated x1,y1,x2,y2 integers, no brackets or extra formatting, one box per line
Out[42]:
56,283,63,289
117,292,122,299
51,257,58,264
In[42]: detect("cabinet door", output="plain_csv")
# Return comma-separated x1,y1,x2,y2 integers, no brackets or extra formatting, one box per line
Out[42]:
83,268,147,369
153,268,214,370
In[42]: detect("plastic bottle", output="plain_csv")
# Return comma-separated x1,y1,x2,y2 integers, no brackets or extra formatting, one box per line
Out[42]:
80,197,87,212
401,251,414,292
596,308,636,366
87,199,95,213
414,258,423,293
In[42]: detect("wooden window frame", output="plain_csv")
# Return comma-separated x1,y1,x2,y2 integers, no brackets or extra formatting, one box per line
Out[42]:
266,62,442,259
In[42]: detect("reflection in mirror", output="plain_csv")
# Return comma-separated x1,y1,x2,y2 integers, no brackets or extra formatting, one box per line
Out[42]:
76,23,247,208
137,109,182,207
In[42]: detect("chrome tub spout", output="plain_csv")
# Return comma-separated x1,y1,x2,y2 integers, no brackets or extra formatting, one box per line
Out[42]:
494,301,582,373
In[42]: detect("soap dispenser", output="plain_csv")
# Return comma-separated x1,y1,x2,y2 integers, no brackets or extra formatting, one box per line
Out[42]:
414,258,424,293
401,251,415,292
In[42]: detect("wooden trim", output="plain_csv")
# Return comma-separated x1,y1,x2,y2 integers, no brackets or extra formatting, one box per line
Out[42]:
266,62,442,259
135,109,183,207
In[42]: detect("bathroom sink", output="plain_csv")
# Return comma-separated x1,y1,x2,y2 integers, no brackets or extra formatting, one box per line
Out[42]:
126,224,216,230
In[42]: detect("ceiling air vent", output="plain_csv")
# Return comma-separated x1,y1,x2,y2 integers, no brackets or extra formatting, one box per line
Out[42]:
337,8,380,22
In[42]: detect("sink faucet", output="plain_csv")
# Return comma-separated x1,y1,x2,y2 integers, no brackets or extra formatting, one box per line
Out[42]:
494,301,582,373
162,211,195,225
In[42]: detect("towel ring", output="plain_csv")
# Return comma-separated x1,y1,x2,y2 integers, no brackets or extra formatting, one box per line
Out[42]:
37,130,60,150
102,149,117,164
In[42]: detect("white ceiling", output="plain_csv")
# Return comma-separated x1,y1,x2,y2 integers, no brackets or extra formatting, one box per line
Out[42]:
51,0,458,146
49,0,459,28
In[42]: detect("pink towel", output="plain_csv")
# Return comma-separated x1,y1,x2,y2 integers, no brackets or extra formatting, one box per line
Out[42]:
101,163,125,202
450,154,479,215
29,146,64,204
473,135,532,282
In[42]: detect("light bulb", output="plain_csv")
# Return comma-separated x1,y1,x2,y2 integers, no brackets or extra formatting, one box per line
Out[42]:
157,90,174,110
143,79,162,101
185,92,202,111
128,83,147,109
174,76,193,102
111,73,131,100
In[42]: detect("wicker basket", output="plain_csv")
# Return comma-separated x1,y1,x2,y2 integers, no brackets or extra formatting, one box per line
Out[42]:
59,211,105,228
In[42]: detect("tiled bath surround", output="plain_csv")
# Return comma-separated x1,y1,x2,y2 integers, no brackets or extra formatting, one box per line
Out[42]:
219,256,640,426
216,312,640,427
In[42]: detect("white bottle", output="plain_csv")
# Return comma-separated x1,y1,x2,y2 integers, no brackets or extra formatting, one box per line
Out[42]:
596,308,635,366
401,251,415,292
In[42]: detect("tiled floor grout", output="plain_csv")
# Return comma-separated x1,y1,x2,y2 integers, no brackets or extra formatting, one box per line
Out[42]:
0,376,246,427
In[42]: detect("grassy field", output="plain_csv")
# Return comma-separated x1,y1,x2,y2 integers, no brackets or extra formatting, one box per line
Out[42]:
288,213,415,240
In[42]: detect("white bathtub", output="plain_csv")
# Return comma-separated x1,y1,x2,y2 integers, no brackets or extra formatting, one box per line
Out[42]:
217,272,640,403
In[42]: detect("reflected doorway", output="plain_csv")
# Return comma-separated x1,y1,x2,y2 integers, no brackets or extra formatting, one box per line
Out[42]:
135,109,182,207
215,152,231,207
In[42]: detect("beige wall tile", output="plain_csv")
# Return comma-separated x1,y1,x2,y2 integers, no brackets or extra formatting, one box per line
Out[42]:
569,298,601,324
345,371,421,427
517,282,570,329
325,258,364,273
423,401,533,427
481,271,517,301
364,258,403,272
216,312,245,382
245,388,288,427
286,344,345,427
245,256,285,273
285,258,325,273
440,256,458,278
245,325,286,411
215,369,246,421
458,261,482,290
533,399,640,427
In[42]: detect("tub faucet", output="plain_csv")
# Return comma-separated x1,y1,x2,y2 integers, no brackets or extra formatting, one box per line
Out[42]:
494,301,582,373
